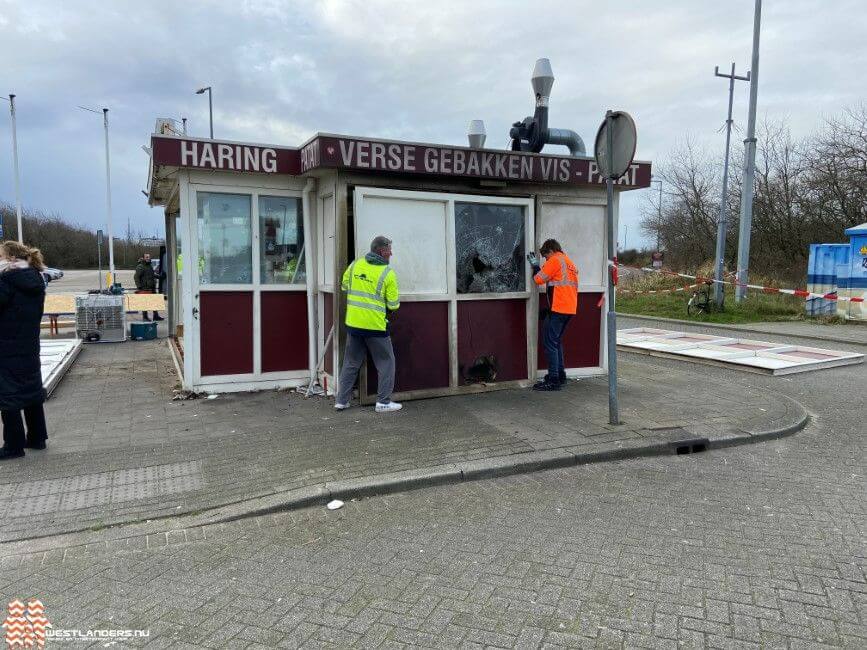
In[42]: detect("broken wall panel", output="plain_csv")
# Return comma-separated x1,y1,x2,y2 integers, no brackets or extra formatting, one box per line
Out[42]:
455,202,525,294
457,299,527,383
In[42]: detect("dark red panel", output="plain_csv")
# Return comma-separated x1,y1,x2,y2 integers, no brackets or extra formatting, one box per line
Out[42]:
322,292,334,375
366,302,450,394
261,292,308,372
457,299,527,383
537,292,602,370
200,292,253,376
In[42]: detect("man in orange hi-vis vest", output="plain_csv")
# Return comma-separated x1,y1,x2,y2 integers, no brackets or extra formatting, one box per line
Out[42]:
529,238,579,391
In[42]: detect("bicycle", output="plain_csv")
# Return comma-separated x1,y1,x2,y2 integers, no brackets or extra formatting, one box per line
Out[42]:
687,281,713,316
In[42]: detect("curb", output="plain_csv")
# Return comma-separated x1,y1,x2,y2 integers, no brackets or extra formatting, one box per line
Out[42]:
618,313,867,347
0,398,809,555
202,397,810,527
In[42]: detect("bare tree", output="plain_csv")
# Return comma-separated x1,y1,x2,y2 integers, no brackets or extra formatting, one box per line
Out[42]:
642,107,867,283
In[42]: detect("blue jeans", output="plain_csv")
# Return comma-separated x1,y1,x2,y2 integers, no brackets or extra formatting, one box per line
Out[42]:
543,312,572,383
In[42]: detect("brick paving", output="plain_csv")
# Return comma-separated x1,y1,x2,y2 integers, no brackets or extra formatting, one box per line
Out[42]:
0,322,862,648
0,335,804,543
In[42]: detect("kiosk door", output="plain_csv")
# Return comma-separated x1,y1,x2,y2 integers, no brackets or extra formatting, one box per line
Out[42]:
187,186,309,390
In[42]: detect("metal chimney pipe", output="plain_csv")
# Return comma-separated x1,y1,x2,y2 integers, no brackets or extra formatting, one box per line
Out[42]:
531,58,554,106
467,120,486,148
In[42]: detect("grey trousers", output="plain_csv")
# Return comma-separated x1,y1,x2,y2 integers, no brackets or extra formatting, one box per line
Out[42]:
337,334,396,404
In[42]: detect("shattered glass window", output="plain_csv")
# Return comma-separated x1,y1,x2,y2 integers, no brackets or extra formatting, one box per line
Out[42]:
455,203,526,294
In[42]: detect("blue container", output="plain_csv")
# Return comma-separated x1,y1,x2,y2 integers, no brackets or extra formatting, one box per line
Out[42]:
805,243,848,315
130,321,158,341
844,223,867,320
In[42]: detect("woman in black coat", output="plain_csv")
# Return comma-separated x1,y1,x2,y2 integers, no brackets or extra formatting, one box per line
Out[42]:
0,240,48,460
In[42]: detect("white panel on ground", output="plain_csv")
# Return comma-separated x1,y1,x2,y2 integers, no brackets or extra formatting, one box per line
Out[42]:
540,202,605,287
355,194,449,295
40,339,83,396
618,328,863,375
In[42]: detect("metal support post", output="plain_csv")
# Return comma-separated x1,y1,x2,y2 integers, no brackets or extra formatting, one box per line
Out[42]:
604,111,619,425
4,94,24,243
713,63,750,308
736,0,762,302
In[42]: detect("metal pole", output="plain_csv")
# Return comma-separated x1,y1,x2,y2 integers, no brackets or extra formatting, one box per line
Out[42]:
207,89,213,139
182,117,187,135
9,95,23,243
102,109,116,285
605,111,619,425
97,236,103,292
657,180,662,251
736,0,762,302
713,63,750,308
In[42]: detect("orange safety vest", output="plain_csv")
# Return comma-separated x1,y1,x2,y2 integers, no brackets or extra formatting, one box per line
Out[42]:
534,251,579,314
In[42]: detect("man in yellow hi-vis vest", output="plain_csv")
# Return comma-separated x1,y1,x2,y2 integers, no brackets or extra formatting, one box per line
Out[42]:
335,235,402,413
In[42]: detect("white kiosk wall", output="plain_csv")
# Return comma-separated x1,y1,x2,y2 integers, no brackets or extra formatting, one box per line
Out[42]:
354,193,449,296
539,201,606,290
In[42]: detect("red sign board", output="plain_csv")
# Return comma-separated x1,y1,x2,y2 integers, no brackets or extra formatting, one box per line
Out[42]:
301,136,651,188
151,134,651,189
151,136,301,175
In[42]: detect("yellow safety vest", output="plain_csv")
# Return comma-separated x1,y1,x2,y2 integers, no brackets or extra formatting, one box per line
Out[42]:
341,258,400,331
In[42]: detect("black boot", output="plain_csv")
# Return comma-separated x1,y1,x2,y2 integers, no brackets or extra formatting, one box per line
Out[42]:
24,438,46,450
0,447,25,460
153,312,164,321
142,312,151,321
533,377,561,391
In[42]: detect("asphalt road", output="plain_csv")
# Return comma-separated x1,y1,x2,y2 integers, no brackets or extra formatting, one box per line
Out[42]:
1,323,864,648
46,268,136,293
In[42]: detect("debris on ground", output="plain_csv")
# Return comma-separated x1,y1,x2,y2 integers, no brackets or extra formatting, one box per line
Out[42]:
326,499,344,511
171,389,204,401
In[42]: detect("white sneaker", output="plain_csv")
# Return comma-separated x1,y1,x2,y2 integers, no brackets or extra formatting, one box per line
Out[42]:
375,401,402,413
334,402,350,410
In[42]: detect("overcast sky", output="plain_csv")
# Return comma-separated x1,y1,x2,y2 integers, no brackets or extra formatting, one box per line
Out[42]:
1,0,865,249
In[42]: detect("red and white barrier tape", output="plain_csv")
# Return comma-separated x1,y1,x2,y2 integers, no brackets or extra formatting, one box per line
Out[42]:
617,282,702,295
618,265,865,303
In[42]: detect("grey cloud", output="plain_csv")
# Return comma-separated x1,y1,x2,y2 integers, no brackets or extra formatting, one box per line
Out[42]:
0,0,864,248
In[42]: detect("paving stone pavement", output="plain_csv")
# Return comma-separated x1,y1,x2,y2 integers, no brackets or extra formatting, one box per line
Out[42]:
0,335,805,543
0,323,863,648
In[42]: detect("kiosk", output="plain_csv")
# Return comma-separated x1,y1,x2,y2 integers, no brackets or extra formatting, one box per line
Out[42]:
146,126,651,401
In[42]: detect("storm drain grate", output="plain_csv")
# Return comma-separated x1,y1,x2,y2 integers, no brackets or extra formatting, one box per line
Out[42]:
673,438,709,455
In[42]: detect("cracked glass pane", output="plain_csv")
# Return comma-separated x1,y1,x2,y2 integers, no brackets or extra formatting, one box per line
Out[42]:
455,202,525,294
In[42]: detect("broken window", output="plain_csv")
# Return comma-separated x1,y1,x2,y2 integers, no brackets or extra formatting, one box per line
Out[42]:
455,202,525,294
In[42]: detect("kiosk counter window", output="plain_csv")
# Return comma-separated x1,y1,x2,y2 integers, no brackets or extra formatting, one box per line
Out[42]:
259,196,305,285
196,192,253,285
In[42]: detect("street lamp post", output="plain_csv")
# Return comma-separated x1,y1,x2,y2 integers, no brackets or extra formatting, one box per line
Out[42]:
79,106,116,286
196,87,213,138
1,94,24,243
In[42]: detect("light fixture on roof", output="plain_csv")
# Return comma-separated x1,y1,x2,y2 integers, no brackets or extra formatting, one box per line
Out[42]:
467,120,486,148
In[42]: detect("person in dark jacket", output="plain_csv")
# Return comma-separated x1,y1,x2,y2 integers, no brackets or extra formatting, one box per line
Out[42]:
0,240,49,461
157,245,167,295
134,253,163,321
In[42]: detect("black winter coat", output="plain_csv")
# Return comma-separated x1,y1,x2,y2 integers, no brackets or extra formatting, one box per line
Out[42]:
134,259,156,292
0,266,46,410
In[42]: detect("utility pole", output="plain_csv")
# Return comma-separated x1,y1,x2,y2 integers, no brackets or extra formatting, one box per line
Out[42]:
650,178,663,251
735,0,762,302
712,62,750,308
